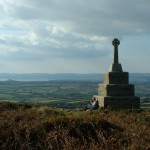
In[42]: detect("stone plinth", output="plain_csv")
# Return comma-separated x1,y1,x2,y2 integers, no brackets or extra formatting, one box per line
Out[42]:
109,63,123,72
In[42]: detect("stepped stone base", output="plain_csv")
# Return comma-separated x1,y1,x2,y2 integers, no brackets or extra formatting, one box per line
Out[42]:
94,96,140,109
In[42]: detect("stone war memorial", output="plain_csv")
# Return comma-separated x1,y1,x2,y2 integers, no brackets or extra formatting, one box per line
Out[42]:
94,38,140,109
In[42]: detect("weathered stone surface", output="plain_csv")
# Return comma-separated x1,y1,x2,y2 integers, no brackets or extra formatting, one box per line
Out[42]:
98,84,134,96
104,72,129,84
94,96,140,109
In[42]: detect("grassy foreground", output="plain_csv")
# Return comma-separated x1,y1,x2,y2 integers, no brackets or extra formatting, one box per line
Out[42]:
0,102,149,150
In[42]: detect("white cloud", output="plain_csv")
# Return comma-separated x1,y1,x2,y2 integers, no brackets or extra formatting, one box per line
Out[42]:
0,0,150,73
2,0,150,35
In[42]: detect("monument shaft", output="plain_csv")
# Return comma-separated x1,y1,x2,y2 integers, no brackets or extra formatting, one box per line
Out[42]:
114,45,118,64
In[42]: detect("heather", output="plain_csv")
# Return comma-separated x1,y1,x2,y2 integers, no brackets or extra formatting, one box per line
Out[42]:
0,102,149,150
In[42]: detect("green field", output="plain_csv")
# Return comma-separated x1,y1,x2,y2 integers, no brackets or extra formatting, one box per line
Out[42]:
0,81,96,108
0,80,149,109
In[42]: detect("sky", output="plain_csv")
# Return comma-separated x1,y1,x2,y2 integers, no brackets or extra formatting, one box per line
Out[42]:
0,0,150,73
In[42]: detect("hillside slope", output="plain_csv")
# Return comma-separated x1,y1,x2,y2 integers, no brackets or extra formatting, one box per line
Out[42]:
0,102,149,150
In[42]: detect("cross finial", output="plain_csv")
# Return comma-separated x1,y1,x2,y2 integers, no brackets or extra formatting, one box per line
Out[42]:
112,38,120,64
112,38,120,46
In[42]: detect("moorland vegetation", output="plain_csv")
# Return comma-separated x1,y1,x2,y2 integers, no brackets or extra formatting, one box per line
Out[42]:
0,102,149,150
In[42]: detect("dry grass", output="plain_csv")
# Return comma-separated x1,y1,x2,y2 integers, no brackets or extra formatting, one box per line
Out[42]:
0,102,149,150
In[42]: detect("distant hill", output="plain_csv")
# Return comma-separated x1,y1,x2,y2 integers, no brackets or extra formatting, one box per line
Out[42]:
0,73,149,83
0,73,103,81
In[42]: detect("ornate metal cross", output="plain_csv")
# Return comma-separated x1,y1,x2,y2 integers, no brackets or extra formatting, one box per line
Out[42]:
112,38,120,64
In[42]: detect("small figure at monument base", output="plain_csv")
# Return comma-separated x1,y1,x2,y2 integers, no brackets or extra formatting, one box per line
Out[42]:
84,97,99,111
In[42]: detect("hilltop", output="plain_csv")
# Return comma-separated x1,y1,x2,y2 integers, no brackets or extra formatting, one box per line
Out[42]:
0,102,149,150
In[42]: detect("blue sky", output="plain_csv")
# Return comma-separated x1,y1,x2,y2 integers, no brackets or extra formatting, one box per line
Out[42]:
0,0,150,73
